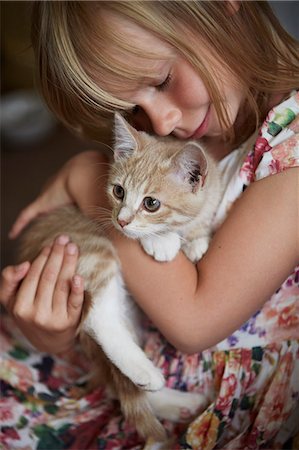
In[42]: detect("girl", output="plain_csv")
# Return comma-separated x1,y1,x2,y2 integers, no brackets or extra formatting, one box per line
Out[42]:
1,1,298,448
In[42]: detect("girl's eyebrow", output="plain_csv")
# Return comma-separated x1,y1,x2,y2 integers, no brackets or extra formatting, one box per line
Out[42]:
138,75,159,85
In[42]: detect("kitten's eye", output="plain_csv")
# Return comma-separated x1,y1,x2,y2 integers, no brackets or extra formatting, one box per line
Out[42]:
113,184,124,200
143,197,160,212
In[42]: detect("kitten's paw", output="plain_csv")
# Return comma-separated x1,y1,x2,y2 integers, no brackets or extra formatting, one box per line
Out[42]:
182,237,210,263
140,233,181,262
148,388,209,422
136,366,165,392
126,360,165,391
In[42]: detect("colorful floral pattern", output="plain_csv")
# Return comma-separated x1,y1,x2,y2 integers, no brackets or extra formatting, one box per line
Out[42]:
1,92,299,449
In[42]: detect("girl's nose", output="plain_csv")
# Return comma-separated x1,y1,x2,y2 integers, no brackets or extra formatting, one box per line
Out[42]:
142,101,182,137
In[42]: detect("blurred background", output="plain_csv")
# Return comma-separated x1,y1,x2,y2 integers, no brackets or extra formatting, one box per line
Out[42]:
1,1,299,268
1,1,112,267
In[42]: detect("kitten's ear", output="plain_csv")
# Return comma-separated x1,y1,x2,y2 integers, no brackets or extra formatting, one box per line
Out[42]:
113,113,138,161
173,142,208,193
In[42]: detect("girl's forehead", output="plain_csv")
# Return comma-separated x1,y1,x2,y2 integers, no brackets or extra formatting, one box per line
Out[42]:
102,10,173,57
93,12,175,96
106,13,174,63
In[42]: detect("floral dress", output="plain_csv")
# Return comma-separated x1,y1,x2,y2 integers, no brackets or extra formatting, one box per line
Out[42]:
1,92,299,450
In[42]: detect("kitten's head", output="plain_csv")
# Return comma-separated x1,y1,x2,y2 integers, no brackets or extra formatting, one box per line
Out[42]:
107,113,209,240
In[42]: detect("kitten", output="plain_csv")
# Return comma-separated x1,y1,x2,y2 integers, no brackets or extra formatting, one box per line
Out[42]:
110,114,222,263
18,114,222,440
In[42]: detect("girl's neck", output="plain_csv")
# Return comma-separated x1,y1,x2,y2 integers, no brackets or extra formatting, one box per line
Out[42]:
202,137,234,161
268,92,289,110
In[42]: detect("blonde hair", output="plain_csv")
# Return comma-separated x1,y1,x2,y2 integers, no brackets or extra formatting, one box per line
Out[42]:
31,1,299,145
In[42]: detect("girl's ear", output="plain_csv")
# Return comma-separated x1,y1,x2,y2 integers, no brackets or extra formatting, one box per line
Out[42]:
113,113,138,161
173,142,208,193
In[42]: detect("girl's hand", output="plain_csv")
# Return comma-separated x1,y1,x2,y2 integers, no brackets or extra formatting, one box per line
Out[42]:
9,150,110,239
0,236,84,354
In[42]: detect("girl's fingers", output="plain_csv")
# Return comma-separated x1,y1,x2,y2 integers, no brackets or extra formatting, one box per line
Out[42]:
52,242,80,313
67,274,85,323
8,201,41,239
34,235,70,309
0,262,31,308
15,246,52,312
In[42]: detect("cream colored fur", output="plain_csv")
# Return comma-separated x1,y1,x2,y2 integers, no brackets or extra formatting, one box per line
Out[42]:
18,114,221,441
109,114,223,262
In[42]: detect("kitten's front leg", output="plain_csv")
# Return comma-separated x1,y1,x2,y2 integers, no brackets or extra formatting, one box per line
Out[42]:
140,232,181,262
182,236,210,263
83,273,164,391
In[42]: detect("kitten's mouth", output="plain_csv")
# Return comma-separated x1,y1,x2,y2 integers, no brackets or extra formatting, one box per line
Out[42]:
116,224,140,240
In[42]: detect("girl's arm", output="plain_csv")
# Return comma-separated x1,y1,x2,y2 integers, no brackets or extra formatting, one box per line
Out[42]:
3,148,297,354
1,150,109,354
9,150,110,239
110,167,298,353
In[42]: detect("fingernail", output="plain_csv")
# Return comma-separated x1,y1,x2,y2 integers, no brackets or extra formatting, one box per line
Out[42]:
56,235,70,245
67,243,78,255
15,261,29,273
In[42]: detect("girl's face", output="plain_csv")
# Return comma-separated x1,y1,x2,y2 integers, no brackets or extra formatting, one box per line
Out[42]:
99,14,246,143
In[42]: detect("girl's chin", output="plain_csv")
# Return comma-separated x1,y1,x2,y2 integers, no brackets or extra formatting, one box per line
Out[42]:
201,131,224,142
203,122,235,141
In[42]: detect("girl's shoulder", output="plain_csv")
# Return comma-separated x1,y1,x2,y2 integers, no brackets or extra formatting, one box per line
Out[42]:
241,90,299,184
213,90,298,240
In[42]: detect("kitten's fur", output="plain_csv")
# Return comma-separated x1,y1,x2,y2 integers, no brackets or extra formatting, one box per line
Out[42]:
19,114,221,441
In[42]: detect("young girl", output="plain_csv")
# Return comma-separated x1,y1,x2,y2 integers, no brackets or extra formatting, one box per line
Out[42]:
1,1,298,448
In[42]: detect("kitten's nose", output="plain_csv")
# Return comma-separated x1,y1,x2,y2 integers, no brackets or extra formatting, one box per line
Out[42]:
117,218,129,228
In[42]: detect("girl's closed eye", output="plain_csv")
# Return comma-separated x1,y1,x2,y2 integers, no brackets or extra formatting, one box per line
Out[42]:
155,73,172,91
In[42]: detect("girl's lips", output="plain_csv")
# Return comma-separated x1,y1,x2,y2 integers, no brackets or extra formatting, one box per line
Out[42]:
190,106,210,139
